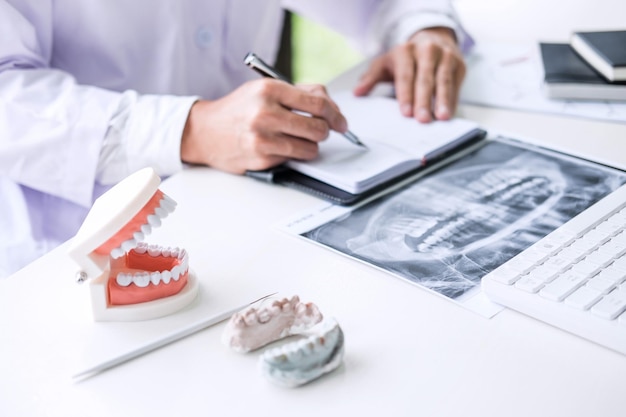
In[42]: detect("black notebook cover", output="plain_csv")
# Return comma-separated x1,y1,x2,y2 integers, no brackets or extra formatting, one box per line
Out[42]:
574,30,626,68
540,43,625,85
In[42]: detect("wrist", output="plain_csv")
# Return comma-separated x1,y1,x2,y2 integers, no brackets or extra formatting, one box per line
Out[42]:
181,99,207,165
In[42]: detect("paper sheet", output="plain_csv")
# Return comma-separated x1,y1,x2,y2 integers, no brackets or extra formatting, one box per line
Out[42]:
460,42,626,123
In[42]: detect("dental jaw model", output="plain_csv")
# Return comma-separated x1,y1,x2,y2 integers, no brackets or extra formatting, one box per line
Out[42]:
68,168,199,322
222,296,344,387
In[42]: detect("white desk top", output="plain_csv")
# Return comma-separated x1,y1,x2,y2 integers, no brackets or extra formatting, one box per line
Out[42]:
3,3,626,416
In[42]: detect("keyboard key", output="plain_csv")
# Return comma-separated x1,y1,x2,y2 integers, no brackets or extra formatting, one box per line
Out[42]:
502,256,537,274
594,220,623,236
612,231,626,246
594,265,626,286
570,260,601,277
517,249,550,264
557,246,587,262
484,268,520,285
526,264,560,283
542,256,573,271
612,256,626,271
586,276,617,294
586,250,617,268
569,236,602,253
544,230,577,246
515,275,545,293
565,286,603,310
540,270,589,301
591,288,626,320
583,229,613,245
528,239,562,256
598,240,626,258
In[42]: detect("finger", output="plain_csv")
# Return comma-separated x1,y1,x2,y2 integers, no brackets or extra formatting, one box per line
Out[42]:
390,44,417,117
279,109,332,143
450,59,467,116
278,85,348,134
250,132,319,163
299,83,341,113
353,57,391,97
414,43,440,123
433,52,456,120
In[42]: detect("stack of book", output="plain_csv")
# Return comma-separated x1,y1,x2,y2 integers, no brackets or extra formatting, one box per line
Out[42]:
540,30,626,101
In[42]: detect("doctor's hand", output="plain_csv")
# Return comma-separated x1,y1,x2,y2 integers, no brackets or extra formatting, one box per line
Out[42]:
180,79,349,174
353,26,465,123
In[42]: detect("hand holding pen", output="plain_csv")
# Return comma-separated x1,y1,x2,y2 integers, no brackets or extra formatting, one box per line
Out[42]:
180,54,360,174
244,52,367,149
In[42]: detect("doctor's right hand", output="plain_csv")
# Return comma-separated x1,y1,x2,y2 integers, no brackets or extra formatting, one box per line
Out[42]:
180,78,349,174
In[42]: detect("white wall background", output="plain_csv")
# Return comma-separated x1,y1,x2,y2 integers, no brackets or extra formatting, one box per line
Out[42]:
454,0,626,43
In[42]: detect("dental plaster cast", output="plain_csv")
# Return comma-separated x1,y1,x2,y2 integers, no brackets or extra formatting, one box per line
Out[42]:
222,296,345,387
259,318,345,388
68,168,199,321
221,295,323,353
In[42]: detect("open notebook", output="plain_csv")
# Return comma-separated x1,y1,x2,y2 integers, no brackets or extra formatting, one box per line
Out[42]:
246,92,486,205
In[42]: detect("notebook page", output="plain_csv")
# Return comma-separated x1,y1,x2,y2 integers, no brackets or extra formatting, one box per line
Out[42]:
287,93,480,194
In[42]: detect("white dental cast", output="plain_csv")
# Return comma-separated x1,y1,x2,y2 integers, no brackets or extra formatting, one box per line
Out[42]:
259,318,345,388
221,296,323,353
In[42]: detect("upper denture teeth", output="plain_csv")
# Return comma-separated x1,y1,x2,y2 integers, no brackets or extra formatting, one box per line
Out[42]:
133,231,145,242
141,224,152,235
121,238,137,253
161,195,177,212
147,215,161,227
111,247,125,259
154,207,168,219
170,247,180,258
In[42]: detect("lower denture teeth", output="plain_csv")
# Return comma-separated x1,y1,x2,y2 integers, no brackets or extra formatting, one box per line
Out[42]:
116,273,132,287
148,245,161,257
171,265,181,281
150,272,161,285
161,270,172,284
134,272,150,288
134,243,147,254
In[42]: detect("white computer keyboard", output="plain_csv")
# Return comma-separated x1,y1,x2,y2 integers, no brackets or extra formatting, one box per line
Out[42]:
482,183,626,355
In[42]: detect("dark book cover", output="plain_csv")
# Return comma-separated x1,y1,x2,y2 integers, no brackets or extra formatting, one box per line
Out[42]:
575,30,626,67
540,43,626,86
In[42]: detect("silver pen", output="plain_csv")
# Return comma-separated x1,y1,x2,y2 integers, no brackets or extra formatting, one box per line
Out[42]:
244,52,367,149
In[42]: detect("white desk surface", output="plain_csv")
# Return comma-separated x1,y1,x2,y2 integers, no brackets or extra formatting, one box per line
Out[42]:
2,3,626,416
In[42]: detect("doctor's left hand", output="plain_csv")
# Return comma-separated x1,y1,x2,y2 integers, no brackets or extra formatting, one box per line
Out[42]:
353,26,466,123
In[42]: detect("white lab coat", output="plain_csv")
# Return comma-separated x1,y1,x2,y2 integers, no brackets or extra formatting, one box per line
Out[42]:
0,0,468,277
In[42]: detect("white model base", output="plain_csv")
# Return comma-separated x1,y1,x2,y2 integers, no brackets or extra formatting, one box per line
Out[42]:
89,270,200,322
